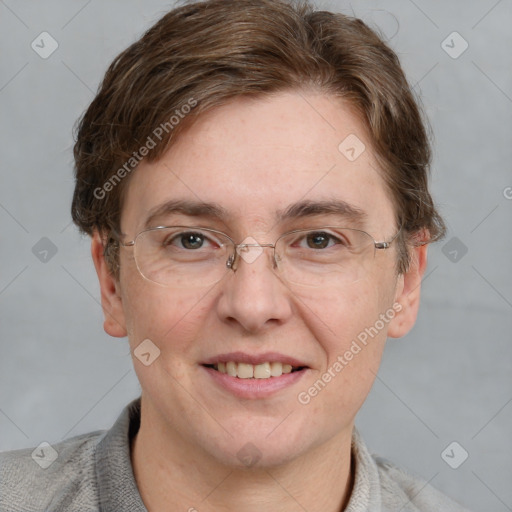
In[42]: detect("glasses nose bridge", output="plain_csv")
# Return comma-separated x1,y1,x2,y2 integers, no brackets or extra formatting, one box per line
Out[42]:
238,242,275,249
226,241,278,272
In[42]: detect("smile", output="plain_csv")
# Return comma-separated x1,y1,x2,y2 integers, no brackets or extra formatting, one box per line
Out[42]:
200,352,310,399
204,361,306,379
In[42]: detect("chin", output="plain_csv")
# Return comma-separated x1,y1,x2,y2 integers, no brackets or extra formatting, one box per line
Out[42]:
204,423,314,469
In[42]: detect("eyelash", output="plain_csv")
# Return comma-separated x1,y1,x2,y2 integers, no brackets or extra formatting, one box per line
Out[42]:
164,230,348,250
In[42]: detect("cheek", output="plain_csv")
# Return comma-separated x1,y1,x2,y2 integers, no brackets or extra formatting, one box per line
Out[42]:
329,287,387,370
297,274,397,405
122,283,216,397
299,276,391,344
121,276,210,356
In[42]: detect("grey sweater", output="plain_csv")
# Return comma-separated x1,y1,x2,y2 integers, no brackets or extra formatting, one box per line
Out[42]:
0,398,471,511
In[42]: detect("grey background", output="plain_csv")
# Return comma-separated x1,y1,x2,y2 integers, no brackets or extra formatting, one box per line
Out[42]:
1,1,511,510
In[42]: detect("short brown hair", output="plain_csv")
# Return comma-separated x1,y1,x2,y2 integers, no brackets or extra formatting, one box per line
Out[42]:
71,0,445,275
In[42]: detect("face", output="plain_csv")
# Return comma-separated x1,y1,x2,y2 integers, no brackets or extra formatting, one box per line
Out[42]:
93,90,426,468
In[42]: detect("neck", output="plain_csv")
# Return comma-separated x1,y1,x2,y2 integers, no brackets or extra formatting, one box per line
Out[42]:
131,400,354,512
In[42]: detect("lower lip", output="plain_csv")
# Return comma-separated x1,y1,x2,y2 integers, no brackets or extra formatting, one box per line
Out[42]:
201,365,308,399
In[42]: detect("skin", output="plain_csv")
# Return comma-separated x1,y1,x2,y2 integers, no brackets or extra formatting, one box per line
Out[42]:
91,90,428,512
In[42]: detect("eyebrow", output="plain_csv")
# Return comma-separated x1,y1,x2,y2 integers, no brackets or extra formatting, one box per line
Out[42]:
143,198,367,229
277,199,367,226
143,199,230,229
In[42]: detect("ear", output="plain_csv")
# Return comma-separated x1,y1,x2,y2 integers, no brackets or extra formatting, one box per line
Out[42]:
387,242,428,338
91,231,128,338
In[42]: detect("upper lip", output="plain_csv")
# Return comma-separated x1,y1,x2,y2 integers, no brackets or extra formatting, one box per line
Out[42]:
201,351,309,368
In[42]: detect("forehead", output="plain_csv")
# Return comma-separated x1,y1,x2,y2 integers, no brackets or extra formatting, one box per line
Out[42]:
121,90,396,235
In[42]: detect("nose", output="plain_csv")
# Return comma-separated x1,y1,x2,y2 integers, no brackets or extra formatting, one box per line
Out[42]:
216,244,293,333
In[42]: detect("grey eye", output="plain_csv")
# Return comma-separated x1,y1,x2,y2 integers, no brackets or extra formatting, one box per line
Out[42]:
164,231,210,250
180,233,205,250
306,232,332,249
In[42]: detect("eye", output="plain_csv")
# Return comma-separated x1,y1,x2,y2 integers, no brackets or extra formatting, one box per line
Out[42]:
165,231,213,250
301,231,345,250
181,232,205,250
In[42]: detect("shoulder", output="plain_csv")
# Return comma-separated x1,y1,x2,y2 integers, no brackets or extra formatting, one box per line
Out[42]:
0,429,106,512
374,455,471,512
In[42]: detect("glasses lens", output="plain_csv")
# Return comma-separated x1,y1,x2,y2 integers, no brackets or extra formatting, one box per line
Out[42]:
134,227,232,287
275,227,376,286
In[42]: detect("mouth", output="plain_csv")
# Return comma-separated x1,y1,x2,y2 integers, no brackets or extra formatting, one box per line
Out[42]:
200,352,310,398
202,361,307,379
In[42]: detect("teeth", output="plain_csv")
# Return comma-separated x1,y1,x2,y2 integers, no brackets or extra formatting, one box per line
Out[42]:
226,361,237,377
270,362,282,377
214,361,302,379
254,362,271,379
282,364,292,374
237,363,254,379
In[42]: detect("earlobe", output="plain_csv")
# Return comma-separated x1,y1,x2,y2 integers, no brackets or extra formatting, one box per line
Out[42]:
91,231,128,338
387,243,429,339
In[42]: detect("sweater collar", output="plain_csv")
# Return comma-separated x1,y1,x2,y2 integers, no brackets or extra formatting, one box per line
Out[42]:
95,397,382,512
95,397,146,512
344,427,382,511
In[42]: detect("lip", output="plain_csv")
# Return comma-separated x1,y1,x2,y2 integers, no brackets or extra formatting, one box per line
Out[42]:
201,351,309,367
201,364,309,399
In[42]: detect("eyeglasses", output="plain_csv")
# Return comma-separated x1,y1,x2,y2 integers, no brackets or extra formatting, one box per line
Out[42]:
117,225,400,288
